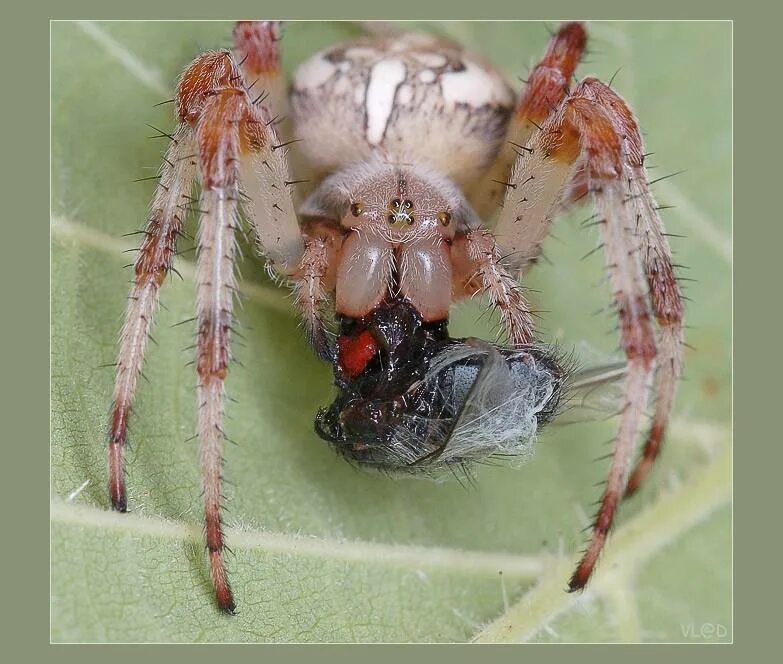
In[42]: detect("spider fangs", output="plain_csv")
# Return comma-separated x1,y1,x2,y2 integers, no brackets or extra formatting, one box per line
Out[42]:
108,21,684,614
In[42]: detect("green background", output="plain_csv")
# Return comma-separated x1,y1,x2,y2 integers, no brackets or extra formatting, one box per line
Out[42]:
50,21,731,643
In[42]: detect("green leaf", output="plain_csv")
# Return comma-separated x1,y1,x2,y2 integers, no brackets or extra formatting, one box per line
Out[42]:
51,21,732,643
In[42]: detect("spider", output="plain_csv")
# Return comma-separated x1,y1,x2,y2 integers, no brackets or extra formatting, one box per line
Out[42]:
107,21,684,614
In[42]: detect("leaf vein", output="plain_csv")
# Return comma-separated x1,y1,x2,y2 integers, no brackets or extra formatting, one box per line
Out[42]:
50,501,548,579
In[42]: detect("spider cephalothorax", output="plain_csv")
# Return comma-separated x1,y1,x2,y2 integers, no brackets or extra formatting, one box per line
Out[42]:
107,21,684,614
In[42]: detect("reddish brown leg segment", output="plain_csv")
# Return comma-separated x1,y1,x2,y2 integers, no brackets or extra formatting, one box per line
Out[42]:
624,322,683,497
473,22,586,218
516,22,587,128
233,21,286,119
108,126,196,511
483,23,590,273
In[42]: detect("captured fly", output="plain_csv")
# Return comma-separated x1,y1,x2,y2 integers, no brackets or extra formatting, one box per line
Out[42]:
316,297,619,473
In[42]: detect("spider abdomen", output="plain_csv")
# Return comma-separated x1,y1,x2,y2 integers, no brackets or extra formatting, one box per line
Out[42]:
291,32,515,188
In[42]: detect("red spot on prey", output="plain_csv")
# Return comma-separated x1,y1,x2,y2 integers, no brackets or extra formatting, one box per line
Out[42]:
337,330,379,378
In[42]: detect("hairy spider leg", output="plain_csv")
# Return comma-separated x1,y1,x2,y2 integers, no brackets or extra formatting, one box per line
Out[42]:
448,24,588,353
233,20,288,121
485,72,684,590
182,46,308,613
232,22,339,360
108,125,197,512
179,50,251,614
588,80,686,497
292,235,334,360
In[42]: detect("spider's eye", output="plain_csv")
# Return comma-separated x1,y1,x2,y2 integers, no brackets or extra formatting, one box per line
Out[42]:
402,199,413,209
437,211,451,226
350,202,364,217
391,199,401,208
407,215,415,225
387,214,396,224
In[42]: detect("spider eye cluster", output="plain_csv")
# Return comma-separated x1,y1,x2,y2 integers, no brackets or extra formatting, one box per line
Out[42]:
387,198,415,227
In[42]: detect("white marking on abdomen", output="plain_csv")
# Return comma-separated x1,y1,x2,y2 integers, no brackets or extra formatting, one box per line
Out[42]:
440,60,513,108
365,58,407,145
295,55,337,89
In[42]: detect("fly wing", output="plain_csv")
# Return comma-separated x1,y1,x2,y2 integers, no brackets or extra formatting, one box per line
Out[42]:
397,340,561,469
555,361,627,425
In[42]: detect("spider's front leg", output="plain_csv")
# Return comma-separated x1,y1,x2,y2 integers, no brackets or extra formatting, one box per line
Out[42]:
451,230,536,348
107,21,309,614
234,21,338,359
182,44,307,614
466,25,683,591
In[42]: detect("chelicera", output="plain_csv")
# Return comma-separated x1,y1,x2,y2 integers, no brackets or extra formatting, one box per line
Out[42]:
108,21,684,614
